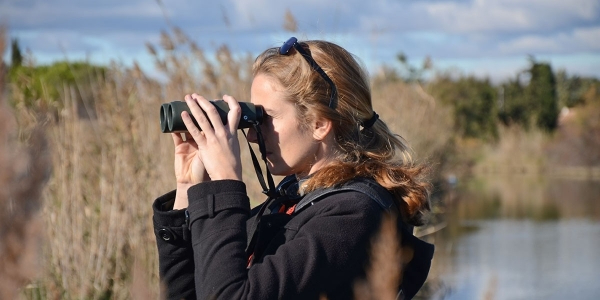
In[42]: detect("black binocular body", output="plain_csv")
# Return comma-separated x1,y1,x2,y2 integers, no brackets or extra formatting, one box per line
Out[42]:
160,100,264,133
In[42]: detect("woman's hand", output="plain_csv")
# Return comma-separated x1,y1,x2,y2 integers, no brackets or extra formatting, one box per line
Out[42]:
171,93,242,209
180,93,243,182
172,130,209,209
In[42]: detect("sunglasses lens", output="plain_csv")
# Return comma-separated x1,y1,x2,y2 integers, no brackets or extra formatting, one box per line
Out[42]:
279,37,298,55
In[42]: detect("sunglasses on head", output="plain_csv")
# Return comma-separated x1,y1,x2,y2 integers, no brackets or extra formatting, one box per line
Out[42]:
279,37,338,110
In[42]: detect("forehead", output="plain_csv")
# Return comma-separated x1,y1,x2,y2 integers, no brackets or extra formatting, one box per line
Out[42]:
250,74,287,109
251,73,282,92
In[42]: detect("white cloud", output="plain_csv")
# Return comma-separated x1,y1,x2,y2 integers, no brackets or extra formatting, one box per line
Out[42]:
573,27,600,49
1,0,163,27
498,26,600,55
498,34,563,54
228,0,346,32
2,0,599,81
420,1,530,33
415,0,600,34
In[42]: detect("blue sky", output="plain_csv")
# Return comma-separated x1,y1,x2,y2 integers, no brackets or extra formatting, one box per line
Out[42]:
2,0,599,83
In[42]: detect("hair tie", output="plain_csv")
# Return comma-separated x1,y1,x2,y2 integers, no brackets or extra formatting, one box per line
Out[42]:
362,112,379,129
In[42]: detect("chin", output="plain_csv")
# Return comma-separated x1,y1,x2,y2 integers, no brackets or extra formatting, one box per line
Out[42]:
268,168,289,177
266,162,293,177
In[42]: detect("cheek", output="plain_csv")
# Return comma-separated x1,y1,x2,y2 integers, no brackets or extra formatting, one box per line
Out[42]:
266,118,286,143
256,120,275,143
263,118,279,135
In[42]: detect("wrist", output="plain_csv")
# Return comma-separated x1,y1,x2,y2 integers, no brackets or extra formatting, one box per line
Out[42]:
211,170,242,181
174,183,193,210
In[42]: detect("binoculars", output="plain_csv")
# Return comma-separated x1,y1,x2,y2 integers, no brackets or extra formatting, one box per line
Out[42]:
160,100,264,133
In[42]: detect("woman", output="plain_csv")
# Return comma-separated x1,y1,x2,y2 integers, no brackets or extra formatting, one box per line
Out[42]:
153,37,433,300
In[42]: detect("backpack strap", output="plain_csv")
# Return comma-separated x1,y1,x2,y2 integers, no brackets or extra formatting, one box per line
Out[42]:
246,175,302,255
293,177,434,300
294,177,395,213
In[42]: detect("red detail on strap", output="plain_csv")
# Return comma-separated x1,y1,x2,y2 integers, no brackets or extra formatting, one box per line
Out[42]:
247,253,254,267
285,204,297,215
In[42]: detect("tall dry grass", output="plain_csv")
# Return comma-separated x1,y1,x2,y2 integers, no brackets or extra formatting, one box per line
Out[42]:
372,79,453,166
0,27,51,299
7,27,452,299
353,214,402,300
471,126,549,176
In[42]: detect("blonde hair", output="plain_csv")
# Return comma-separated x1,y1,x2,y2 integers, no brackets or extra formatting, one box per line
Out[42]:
253,39,430,225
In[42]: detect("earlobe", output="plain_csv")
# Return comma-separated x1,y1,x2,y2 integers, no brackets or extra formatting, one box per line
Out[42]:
313,118,333,141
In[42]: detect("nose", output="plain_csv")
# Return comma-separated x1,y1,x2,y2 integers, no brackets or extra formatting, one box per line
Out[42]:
246,126,258,144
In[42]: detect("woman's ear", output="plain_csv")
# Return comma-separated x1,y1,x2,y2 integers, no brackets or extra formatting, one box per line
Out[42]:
312,117,333,141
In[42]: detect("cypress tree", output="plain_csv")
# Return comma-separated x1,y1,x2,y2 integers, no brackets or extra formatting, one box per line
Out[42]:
11,38,23,68
527,60,559,131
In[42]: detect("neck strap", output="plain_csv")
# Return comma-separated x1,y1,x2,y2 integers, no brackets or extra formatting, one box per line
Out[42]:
242,122,278,198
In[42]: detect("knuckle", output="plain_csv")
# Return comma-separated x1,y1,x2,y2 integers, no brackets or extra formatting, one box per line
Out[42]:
215,130,227,139
203,104,218,114
231,106,242,115
189,127,201,136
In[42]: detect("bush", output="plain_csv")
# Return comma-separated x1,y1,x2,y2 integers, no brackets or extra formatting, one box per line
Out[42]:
8,61,106,118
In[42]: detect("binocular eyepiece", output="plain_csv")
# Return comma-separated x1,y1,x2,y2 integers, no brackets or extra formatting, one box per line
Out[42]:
160,100,264,133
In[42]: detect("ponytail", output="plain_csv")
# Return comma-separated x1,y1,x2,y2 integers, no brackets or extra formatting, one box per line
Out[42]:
304,118,431,226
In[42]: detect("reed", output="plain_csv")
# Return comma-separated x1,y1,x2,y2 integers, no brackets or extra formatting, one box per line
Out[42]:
353,214,402,300
0,27,51,300
471,125,548,176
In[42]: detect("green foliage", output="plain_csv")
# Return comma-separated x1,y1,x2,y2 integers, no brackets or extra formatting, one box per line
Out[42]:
527,59,559,131
498,59,560,132
556,70,600,108
11,38,23,67
8,61,106,109
499,78,530,128
429,75,498,141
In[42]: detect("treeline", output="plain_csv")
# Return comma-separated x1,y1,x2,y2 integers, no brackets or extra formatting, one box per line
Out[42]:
390,53,600,143
434,61,598,141
6,39,106,118
5,38,600,144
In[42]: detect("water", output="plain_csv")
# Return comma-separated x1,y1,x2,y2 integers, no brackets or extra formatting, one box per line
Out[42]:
426,176,600,300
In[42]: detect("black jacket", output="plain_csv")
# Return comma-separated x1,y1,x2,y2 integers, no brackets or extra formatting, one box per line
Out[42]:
153,177,433,300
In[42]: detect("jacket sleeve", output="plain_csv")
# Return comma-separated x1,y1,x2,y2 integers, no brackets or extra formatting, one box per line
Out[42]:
186,180,382,300
153,190,196,300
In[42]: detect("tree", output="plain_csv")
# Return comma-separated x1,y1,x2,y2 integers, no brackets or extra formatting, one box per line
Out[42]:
499,59,560,131
498,77,530,128
526,59,559,131
11,38,23,68
8,61,106,118
429,74,498,140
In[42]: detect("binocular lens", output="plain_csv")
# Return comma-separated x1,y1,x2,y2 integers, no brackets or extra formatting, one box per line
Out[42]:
160,100,264,133
160,103,169,133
